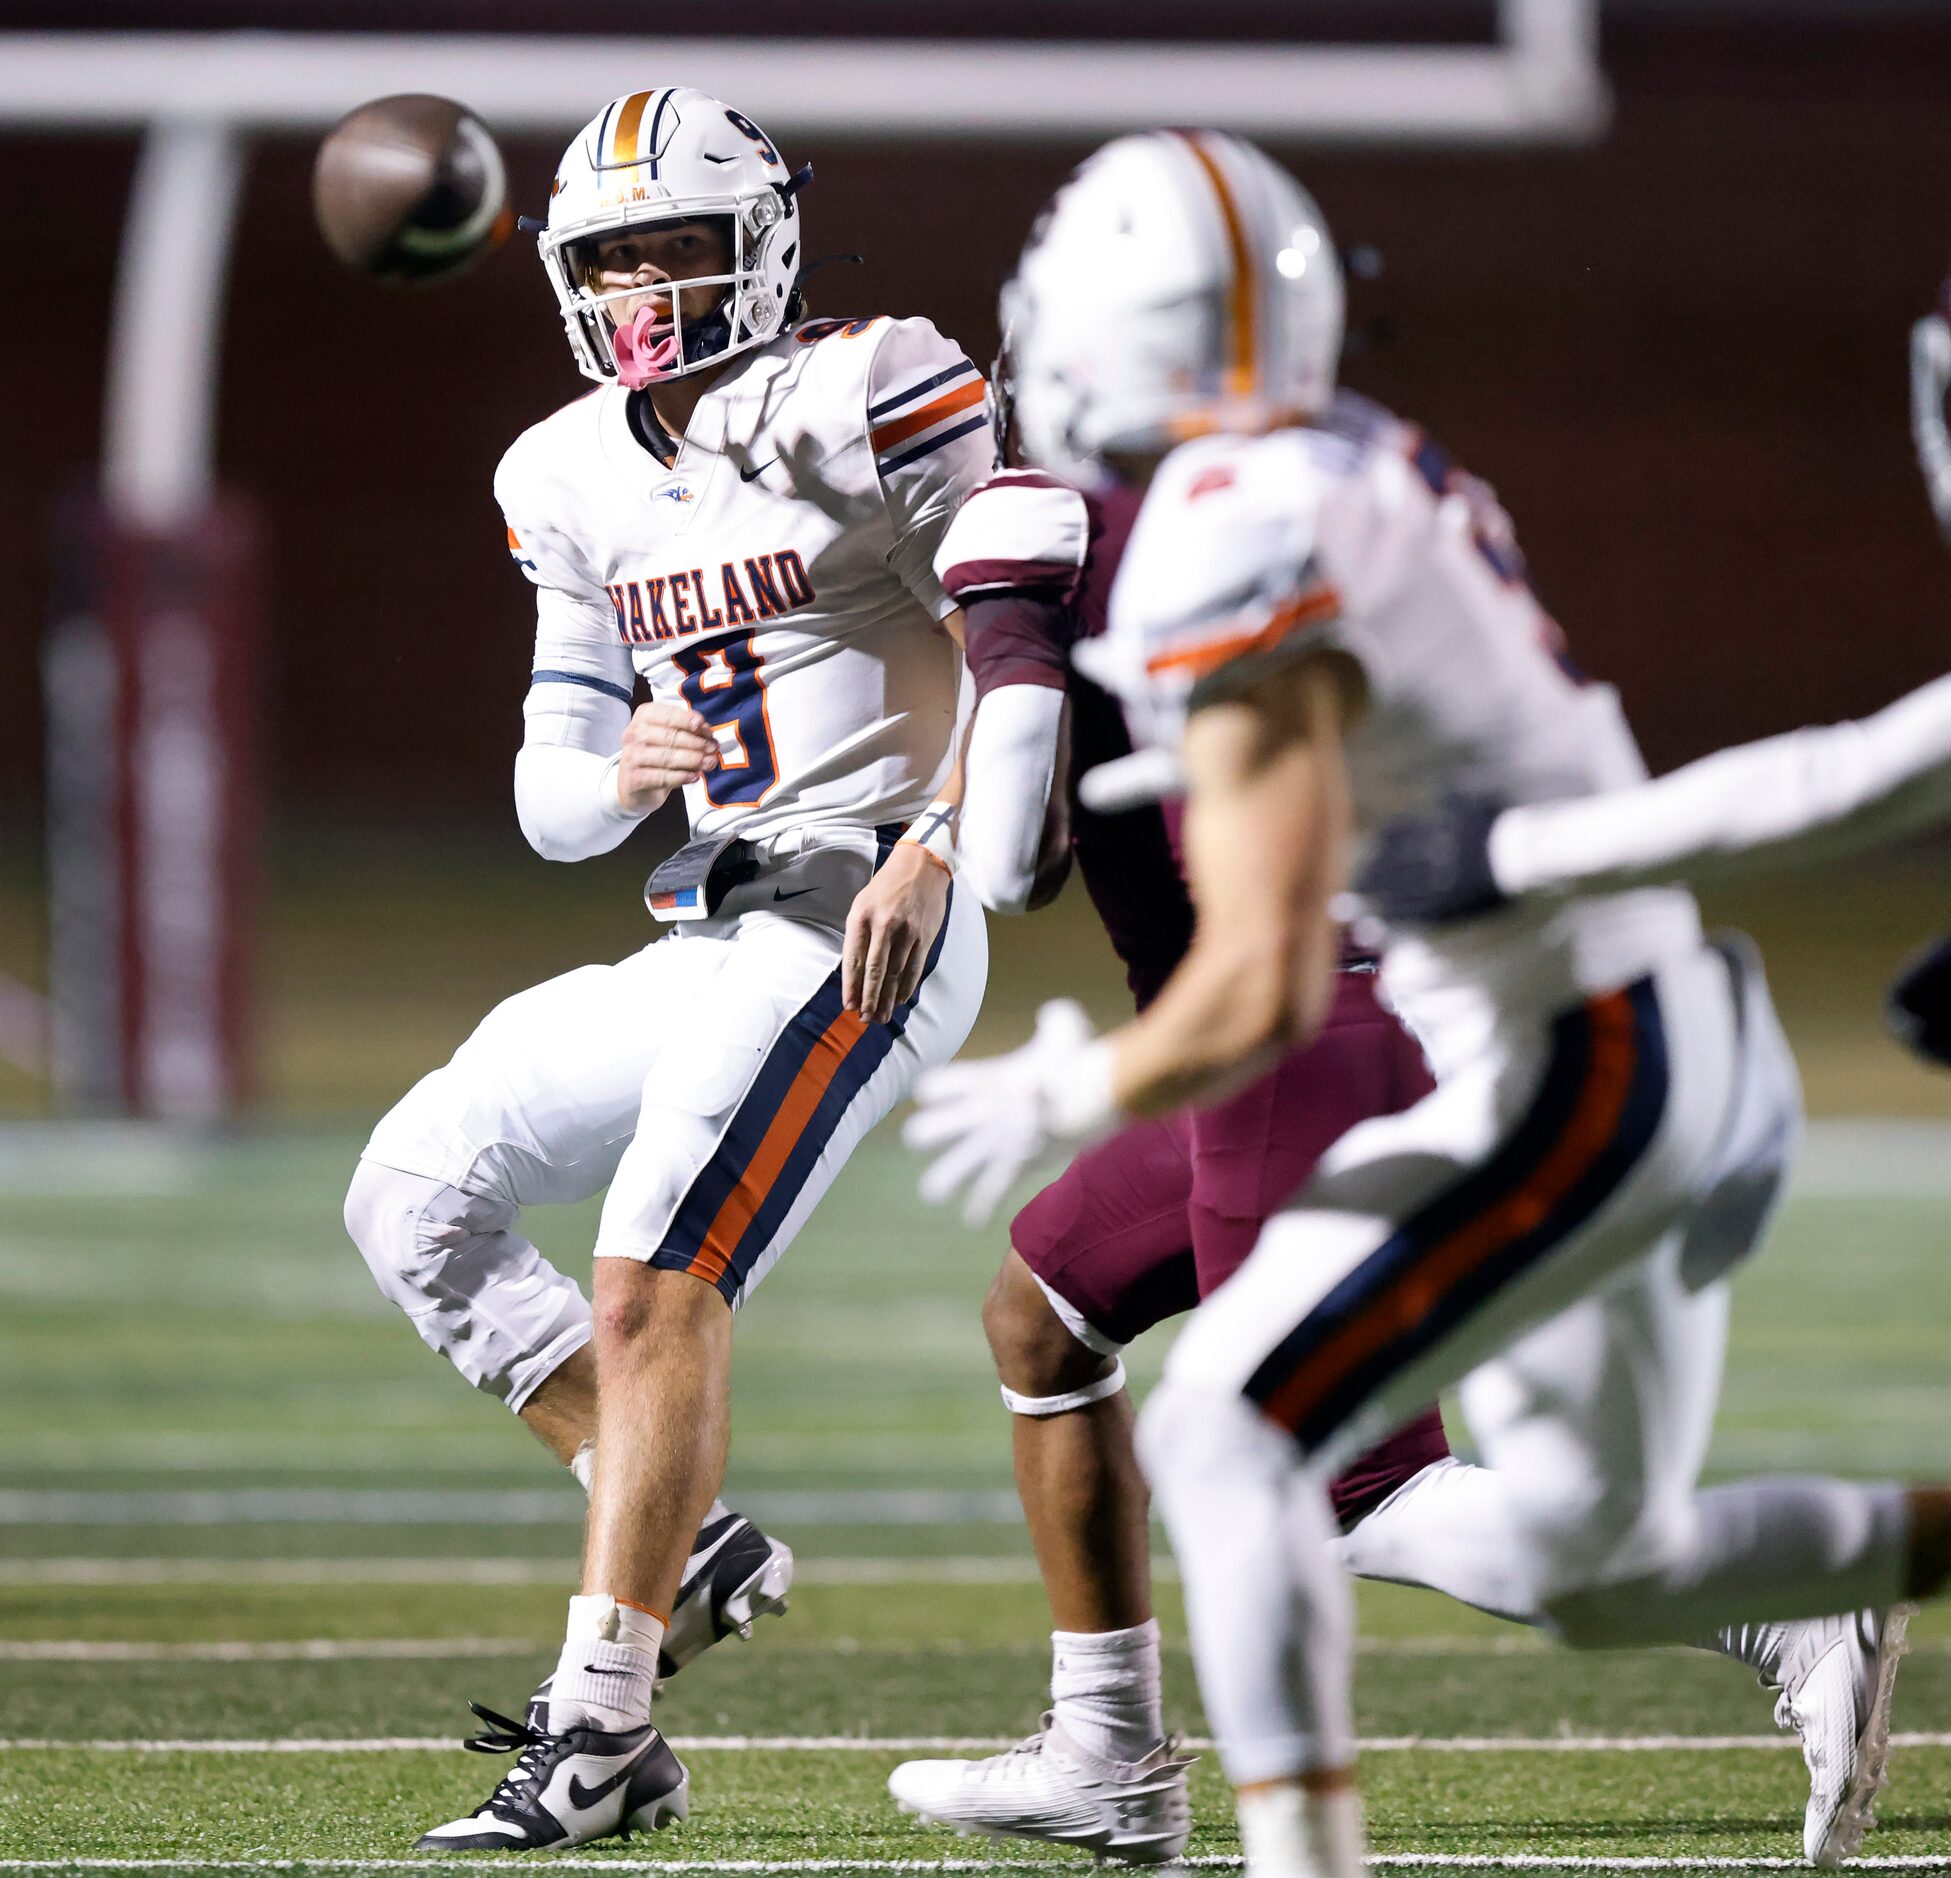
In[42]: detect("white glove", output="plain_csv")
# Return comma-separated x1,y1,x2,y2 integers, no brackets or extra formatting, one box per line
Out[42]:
904,999,1120,1226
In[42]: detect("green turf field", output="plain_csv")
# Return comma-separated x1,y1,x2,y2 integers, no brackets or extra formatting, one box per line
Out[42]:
1,834,1949,1120
3,1119,1950,1873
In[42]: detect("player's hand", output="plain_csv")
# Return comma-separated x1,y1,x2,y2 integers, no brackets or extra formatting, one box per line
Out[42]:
904,999,1112,1227
617,700,719,814
1889,934,1951,1069
1352,792,1509,925
842,843,950,1025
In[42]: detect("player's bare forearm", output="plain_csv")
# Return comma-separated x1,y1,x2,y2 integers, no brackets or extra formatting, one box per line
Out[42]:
843,689,967,1021
616,698,719,815
842,840,951,1024
1104,659,1352,1118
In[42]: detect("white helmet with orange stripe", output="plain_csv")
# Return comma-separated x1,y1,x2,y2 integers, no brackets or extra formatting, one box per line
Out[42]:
1002,129,1344,482
540,86,810,385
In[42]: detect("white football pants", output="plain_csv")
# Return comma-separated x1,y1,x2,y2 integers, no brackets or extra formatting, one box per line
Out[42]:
1139,938,1912,1785
345,847,986,1408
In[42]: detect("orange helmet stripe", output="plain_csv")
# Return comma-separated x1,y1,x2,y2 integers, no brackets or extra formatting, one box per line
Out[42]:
612,89,655,165
1174,131,1258,400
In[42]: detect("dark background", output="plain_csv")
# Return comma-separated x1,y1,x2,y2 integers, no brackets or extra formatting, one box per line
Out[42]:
4,5,1951,825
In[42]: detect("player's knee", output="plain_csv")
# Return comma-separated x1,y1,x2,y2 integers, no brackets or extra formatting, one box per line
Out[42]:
1136,1378,1286,1500
343,1158,512,1312
982,1252,1109,1400
592,1260,728,1353
344,1157,433,1309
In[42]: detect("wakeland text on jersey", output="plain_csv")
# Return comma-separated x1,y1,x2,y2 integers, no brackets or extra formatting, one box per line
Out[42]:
607,551,816,646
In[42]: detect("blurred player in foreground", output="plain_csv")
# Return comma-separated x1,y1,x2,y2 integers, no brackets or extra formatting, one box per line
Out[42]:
889,146,1912,1870
884,420,1453,1861
341,86,990,1850
1358,290,1951,1069
907,132,1951,1878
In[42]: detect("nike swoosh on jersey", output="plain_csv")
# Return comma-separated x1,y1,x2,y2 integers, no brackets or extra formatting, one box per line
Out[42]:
772,885,817,902
739,458,778,483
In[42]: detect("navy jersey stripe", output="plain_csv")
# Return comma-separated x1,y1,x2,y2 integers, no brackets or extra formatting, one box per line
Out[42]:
879,412,989,476
709,885,954,1298
530,669,634,707
867,358,977,421
1246,979,1669,1452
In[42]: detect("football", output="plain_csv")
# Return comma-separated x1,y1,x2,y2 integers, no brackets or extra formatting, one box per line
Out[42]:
312,93,512,286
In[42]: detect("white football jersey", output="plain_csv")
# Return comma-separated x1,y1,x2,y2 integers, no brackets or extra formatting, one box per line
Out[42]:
497,314,992,844
1099,395,1702,1042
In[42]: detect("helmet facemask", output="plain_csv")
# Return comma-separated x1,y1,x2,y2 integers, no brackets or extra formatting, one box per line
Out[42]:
551,196,790,386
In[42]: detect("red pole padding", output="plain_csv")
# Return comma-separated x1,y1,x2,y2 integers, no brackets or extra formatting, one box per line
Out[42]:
47,493,263,1121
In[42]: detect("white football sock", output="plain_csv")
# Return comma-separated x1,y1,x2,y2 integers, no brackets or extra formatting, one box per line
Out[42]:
569,1443,596,1494
1236,1781,1364,1878
546,1592,663,1732
1050,1619,1164,1764
1137,1381,1355,1785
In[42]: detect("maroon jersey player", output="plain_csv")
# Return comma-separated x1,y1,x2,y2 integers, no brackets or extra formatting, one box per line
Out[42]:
883,463,1457,1858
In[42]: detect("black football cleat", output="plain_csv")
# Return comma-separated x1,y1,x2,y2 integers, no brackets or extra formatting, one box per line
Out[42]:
415,1702,688,1852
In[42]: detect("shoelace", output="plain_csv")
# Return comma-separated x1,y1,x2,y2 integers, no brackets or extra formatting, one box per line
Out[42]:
461,1701,566,1825
972,1719,1055,1784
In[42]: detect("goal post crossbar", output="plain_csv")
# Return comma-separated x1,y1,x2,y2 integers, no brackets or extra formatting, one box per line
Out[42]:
0,12,1607,145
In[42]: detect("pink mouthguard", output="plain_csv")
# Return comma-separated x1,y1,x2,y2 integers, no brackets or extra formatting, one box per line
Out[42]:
612,306,681,387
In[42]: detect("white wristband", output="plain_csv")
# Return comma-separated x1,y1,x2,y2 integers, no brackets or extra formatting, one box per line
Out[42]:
598,752,649,824
899,799,957,873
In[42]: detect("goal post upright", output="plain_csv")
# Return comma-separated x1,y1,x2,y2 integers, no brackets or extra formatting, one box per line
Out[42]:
44,115,258,1122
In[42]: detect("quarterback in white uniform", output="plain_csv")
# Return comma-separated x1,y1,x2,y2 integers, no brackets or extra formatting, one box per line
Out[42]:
907,131,1951,1878
342,86,989,1851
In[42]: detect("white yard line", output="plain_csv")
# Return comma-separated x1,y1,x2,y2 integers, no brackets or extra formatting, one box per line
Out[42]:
3,1858,1951,1873
8,1732,1951,1754
8,1631,1950,1663
0,1557,1065,1588
0,1639,540,1662
0,1635,1573,1661
0,1490,1026,1527
0,1559,584,1587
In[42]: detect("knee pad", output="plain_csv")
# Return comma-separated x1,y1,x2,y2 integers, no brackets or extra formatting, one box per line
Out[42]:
999,1358,1127,1418
343,1157,591,1406
344,1159,513,1309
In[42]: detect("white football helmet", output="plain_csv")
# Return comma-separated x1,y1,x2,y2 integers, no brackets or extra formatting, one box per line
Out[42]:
1002,130,1345,482
540,87,807,385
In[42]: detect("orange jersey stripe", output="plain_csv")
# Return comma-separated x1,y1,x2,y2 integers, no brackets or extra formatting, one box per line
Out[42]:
686,1007,871,1287
505,524,523,550
612,90,654,165
869,377,985,455
1260,991,1641,1436
1177,131,1258,399
1143,584,1342,682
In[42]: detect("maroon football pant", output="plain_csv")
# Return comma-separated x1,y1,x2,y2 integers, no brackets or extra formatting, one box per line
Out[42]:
1010,967,1450,1529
